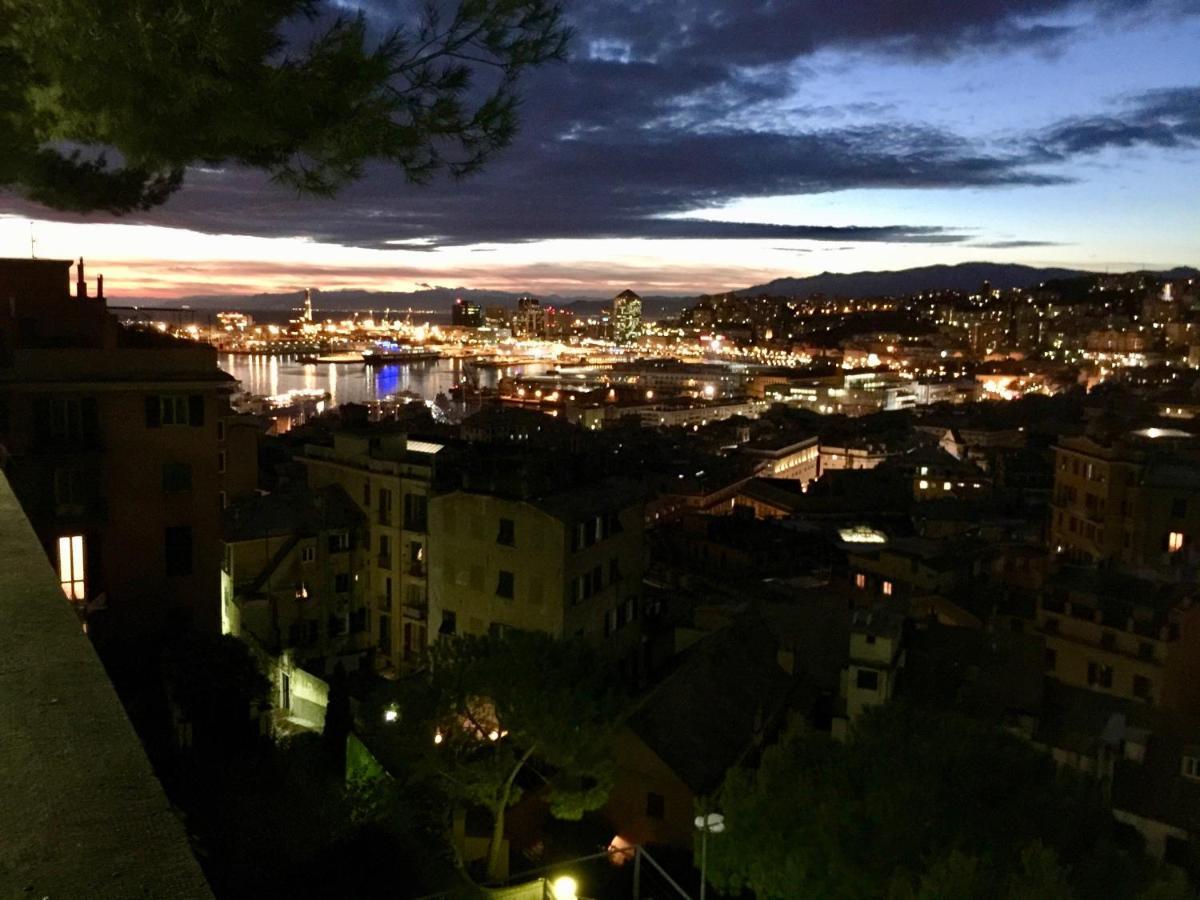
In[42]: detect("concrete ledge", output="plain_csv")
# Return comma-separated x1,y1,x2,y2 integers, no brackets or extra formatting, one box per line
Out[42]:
0,473,212,898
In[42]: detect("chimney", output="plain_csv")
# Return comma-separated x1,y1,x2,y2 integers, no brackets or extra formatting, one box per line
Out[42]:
76,257,87,299
97,274,104,300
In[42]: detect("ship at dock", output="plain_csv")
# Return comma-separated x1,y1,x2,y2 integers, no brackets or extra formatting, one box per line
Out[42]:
361,341,442,365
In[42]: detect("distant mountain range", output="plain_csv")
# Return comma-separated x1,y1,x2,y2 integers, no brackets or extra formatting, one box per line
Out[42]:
735,262,1199,298
125,262,1197,316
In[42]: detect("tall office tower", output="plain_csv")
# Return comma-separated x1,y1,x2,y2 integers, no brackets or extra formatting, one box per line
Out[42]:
611,289,643,344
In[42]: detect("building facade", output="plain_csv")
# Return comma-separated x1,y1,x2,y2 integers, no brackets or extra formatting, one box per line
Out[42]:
300,432,441,676
0,258,254,639
427,480,646,675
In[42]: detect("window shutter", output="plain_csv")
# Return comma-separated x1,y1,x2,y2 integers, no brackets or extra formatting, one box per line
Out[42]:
81,397,99,444
145,396,160,428
32,397,51,445
188,395,205,427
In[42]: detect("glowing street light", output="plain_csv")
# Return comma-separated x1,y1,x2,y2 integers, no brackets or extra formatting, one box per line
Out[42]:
550,875,577,899
694,813,725,900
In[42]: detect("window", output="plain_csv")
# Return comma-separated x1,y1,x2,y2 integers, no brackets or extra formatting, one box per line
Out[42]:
363,482,370,508
1138,641,1155,661
51,397,84,440
335,573,350,593
1133,675,1153,701
165,526,193,576
378,534,391,565
403,493,428,531
328,531,350,553
856,669,879,691
147,394,204,427
300,545,316,564
1172,498,1188,519
645,792,665,819
1100,631,1116,651
496,570,515,599
162,462,193,493
1045,648,1057,671
593,564,603,592
1087,662,1113,689
1168,531,1185,553
855,573,866,590
54,468,87,510
378,613,392,655
609,558,622,583
1044,617,1060,634
1182,756,1200,781
57,534,86,600
497,517,515,546
219,491,227,510
439,610,457,635
882,580,894,597
382,577,393,609
216,419,226,442
378,488,393,525
217,450,227,474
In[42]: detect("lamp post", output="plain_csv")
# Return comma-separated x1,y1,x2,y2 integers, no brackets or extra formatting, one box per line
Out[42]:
694,812,724,900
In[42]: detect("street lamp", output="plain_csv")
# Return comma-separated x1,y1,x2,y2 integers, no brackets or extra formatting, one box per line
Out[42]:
694,812,724,900
550,875,577,900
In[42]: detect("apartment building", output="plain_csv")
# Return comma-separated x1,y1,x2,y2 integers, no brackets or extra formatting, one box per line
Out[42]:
300,431,442,676
0,258,254,639
427,478,646,676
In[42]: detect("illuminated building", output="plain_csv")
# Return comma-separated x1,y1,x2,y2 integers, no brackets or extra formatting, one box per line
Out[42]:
0,258,255,638
1050,431,1200,568
221,485,370,730
300,431,441,676
610,289,643,344
427,478,645,669
741,435,819,486
512,295,546,338
451,297,483,327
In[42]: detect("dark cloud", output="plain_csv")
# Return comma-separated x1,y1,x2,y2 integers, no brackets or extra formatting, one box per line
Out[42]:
967,240,1065,248
1037,86,1200,155
567,0,1193,67
3,121,1055,248
4,0,1195,250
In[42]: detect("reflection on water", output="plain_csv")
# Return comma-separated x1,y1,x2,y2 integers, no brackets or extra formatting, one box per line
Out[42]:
220,354,546,406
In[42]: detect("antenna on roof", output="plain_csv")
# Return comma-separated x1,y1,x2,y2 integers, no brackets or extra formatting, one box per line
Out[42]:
28,221,36,259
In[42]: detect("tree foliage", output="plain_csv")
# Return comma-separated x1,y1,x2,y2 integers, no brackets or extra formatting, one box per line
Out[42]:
0,0,569,212
706,703,1188,900
401,631,620,880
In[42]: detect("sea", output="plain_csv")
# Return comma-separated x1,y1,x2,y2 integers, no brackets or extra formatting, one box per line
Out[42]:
218,353,549,406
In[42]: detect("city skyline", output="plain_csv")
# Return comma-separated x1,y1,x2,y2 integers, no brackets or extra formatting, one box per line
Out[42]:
1,0,1198,297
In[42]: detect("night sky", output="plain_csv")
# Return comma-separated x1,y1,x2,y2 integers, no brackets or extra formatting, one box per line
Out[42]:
1,0,1197,297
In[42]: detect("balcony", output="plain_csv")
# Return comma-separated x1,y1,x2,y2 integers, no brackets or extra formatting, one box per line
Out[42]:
0,471,212,896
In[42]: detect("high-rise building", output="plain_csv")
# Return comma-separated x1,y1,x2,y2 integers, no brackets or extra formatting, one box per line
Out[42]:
451,297,483,327
0,258,256,639
512,295,546,338
611,289,643,344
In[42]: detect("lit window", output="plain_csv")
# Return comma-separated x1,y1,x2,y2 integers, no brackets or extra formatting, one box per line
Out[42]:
1184,756,1200,781
943,481,952,491
882,580,894,597
1169,532,1185,553
855,573,867,590
918,480,929,490
58,535,86,600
